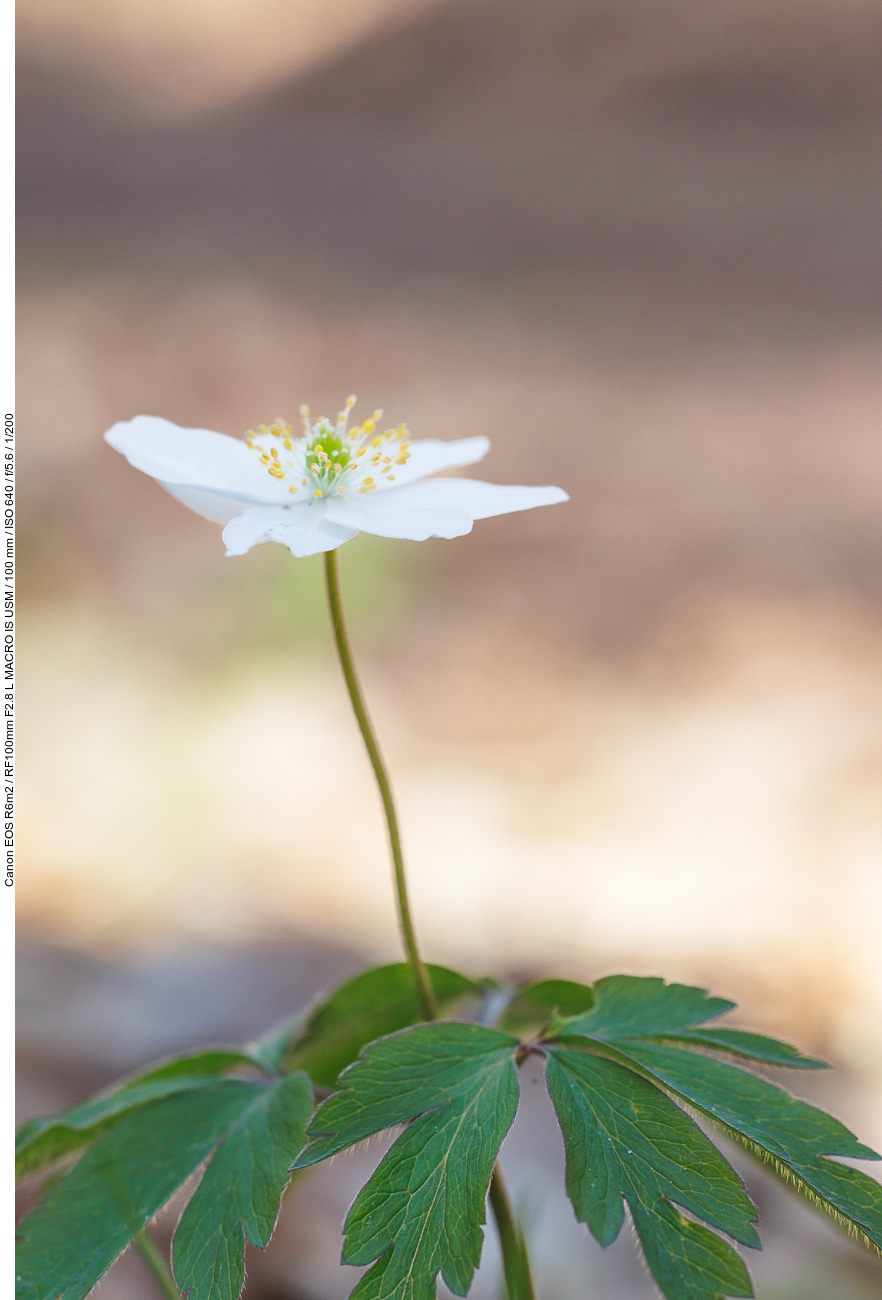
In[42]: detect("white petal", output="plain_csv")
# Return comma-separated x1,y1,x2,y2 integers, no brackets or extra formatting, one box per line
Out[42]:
222,503,356,558
325,495,472,541
105,415,291,505
384,436,490,488
368,477,569,518
161,483,246,525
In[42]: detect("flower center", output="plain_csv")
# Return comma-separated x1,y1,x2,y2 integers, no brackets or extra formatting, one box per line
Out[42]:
244,396,411,500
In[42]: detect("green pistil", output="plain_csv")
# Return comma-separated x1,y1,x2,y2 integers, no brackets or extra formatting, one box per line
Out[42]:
306,430,353,468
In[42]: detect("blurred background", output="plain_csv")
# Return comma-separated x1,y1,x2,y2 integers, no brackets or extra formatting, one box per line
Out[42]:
16,0,882,1296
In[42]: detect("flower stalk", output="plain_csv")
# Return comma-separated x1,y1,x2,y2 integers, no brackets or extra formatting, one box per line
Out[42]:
322,547,536,1300
133,1230,182,1300
489,1169,537,1300
323,548,437,1022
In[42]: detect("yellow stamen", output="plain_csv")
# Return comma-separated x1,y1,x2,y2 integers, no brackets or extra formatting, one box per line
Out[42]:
247,396,411,502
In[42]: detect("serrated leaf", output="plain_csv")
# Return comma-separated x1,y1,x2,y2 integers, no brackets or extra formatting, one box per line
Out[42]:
498,979,595,1035
549,976,826,1074
16,1050,259,1182
556,976,735,1040
546,976,881,1254
16,1080,266,1300
172,1072,312,1300
295,1022,520,1299
659,1028,827,1071
594,1040,882,1252
629,1200,753,1300
286,963,479,1087
545,1046,755,1300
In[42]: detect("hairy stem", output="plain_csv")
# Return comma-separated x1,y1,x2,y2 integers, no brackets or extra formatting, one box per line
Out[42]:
323,548,437,1021
489,1170,537,1300
323,547,536,1299
133,1230,182,1300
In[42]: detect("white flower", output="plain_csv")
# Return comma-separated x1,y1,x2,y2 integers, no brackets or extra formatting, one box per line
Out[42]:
105,398,568,558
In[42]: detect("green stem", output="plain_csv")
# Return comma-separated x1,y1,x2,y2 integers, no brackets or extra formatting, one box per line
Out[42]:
489,1168,537,1300
323,547,536,1300
323,548,437,1021
133,1230,182,1300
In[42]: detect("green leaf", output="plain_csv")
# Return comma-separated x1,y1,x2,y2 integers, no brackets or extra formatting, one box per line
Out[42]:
16,1050,259,1182
247,1014,309,1074
295,1022,520,1299
549,976,825,1071
498,979,595,1035
286,963,479,1087
629,1200,753,1300
545,1046,756,1300
545,977,881,1254
16,1080,266,1300
595,1040,882,1252
128,1049,263,1081
659,1028,827,1071
172,1073,312,1300
555,975,735,1040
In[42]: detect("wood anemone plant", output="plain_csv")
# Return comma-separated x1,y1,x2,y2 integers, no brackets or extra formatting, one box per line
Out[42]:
16,401,882,1300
